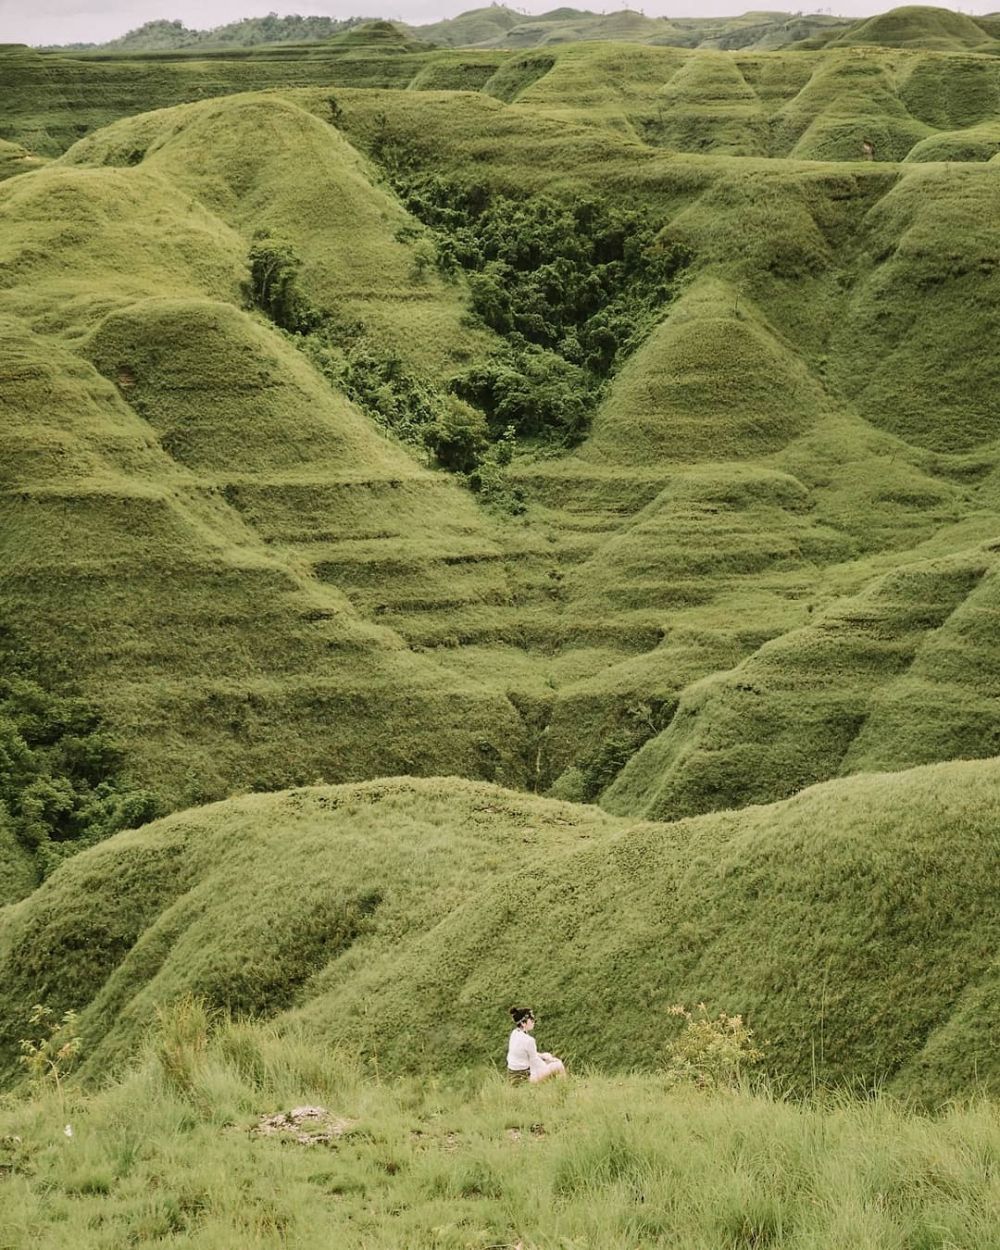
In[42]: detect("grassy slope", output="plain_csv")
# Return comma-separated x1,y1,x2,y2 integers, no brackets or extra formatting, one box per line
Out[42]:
605,548,997,818
484,40,1000,161
1,34,999,951
2,1058,997,1249
0,101,532,835
0,41,509,157
6,30,1000,165
59,93,495,381
0,760,997,1101
1,36,999,1217
316,84,1000,802
0,138,45,181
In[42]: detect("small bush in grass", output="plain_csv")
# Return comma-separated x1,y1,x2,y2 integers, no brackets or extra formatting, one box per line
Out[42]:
664,1003,764,1089
423,396,489,473
19,1004,82,1093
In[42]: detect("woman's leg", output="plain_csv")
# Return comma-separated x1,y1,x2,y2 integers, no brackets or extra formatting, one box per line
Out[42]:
529,1058,566,1083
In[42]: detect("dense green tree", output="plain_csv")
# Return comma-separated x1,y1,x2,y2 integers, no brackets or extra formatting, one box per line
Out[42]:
246,232,320,335
392,175,691,443
0,677,161,878
89,15,362,52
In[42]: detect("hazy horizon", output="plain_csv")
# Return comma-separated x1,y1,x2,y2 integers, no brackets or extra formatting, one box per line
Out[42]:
2,0,997,49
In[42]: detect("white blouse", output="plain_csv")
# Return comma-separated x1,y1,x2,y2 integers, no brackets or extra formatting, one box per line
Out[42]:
507,1027,544,1075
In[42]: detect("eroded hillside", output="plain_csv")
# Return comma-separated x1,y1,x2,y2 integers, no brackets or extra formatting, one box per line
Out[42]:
2,12,1000,1107
3,39,1000,858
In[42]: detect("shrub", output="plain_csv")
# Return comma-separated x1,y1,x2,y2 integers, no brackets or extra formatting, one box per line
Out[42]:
154,996,215,1096
19,1004,82,1092
245,232,320,334
663,1003,764,1089
393,174,692,445
0,677,164,880
547,766,587,803
452,344,592,443
423,396,489,473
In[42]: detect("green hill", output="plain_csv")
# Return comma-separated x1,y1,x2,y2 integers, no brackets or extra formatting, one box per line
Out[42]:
328,20,428,53
8,35,1000,164
0,760,997,1102
419,5,524,46
46,8,858,56
0,100,536,849
831,6,995,52
5,74,1000,839
0,39,507,157
581,278,828,465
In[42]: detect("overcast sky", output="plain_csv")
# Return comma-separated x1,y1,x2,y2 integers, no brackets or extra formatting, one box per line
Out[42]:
2,0,997,47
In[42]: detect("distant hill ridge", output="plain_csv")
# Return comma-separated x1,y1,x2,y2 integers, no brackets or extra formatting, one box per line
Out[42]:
43,5,999,55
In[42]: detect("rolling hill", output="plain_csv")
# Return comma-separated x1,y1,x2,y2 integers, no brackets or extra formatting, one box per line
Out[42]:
60,7,988,58
829,5,996,52
2,53,1000,845
0,759,996,1102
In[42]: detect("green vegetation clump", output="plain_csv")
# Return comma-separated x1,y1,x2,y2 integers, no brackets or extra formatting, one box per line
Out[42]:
663,1003,764,1089
245,231,320,335
95,15,364,52
303,332,490,474
0,677,161,900
392,175,691,442
18,1003,82,1092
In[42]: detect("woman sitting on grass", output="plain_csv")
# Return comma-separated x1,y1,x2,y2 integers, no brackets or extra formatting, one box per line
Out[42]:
506,1006,566,1084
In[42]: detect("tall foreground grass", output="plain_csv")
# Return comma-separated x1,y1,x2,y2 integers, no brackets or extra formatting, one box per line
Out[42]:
1,1008,997,1249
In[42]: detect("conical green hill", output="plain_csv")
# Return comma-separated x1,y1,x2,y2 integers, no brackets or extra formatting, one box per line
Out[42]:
603,548,995,823
564,465,850,619
81,296,516,648
905,121,1000,163
588,10,668,41
580,278,827,466
0,761,996,1101
61,93,493,380
83,298,417,478
0,162,246,331
832,6,995,52
651,52,769,156
841,554,1000,773
327,20,419,50
829,163,1000,452
420,5,522,47
0,313,526,821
